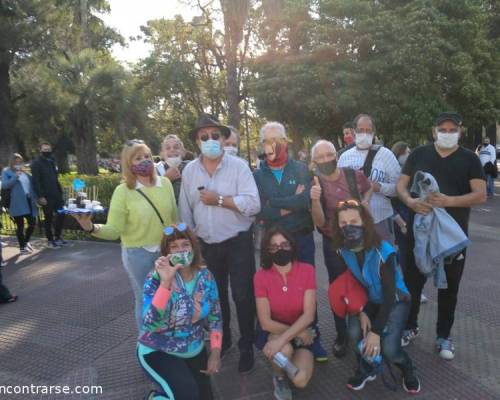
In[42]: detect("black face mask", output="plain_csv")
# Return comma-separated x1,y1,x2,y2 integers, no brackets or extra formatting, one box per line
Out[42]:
317,160,337,176
41,151,52,158
271,249,293,266
342,224,365,250
483,142,489,146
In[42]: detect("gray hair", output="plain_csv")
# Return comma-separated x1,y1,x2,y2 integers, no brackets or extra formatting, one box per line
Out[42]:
259,122,287,143
353,114,376,133
311,140,336,160
162,134,185,149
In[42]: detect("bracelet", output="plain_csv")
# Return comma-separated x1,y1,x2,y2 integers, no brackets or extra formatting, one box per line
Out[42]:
217,195,224,207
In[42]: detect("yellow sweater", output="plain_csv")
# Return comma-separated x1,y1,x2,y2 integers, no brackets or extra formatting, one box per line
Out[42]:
93,177,177,247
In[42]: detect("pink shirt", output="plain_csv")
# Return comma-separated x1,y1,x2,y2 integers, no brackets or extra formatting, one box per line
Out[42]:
254,261,316,325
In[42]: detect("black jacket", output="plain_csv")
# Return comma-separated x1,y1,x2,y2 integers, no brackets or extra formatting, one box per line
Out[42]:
31,156,64,207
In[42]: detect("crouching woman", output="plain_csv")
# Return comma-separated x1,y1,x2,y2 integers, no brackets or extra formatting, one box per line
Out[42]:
254,226,316,400
331,200,420,394
138,224,222,400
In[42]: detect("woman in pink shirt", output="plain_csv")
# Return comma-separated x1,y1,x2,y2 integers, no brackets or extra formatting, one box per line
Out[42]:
254,226,316,400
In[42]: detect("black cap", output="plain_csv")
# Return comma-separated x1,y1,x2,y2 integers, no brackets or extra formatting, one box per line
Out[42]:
189,113,231,142
434,112,463,127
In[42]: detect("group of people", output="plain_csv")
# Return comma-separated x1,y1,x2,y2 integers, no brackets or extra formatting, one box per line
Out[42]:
0,110,490,400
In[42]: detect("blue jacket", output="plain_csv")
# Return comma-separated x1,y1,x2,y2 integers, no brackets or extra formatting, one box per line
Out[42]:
1,168,38,218
253,159,313,234
340,241,409,304
410,171,470,289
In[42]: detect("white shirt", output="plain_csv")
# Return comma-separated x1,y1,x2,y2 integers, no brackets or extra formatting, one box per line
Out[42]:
338,145,401,223
478,144,496,166
18,172,31,195
136,177,162,253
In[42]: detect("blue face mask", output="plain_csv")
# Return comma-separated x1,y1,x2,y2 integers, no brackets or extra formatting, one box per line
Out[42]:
201,139,222,159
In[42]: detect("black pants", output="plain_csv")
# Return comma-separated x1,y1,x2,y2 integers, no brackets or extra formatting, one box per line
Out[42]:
13,214,36,249
0,248,13,301
42,204,65,241
322,234,348,341
137,345,213,400
200,228,256,351
405,246,466,339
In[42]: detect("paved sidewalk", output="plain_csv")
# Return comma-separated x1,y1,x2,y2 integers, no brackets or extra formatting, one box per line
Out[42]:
1,186,499,399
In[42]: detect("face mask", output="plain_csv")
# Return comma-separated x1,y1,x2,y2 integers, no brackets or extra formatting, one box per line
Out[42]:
166,156,182,168
201,139,223,159
170,250,194,267
271,249,293,267
436,132,459,149
355,133,373,150
341,224,365,250
317,160,337,176
266,142,289,168
224,146,238,157
41,151,52,158
483,142,489,146
131,159,154,176
14,164,22,171
398,154,409,166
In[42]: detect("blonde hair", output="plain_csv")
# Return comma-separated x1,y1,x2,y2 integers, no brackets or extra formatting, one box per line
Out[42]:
162,134,185,150
9,153,23,169
121,143,157,189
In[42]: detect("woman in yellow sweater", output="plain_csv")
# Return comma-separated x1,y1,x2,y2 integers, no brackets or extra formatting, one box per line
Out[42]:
74,140,177,329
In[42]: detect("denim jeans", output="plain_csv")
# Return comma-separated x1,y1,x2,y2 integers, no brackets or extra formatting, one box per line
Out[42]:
121,247,160,331
347,301,413,374
486,174,494,196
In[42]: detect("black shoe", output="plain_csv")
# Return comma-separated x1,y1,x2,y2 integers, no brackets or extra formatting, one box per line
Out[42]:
238,349,254,374
332,336,348,358
346,369,376,391
402,367,421,394
221,339,234,360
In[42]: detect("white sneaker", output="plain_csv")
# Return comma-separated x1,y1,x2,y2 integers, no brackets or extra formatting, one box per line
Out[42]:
420,294,428,304
0,260,7,267
437,338,455,360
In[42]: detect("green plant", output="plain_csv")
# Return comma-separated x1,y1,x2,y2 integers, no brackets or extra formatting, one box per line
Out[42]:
59,173,122,207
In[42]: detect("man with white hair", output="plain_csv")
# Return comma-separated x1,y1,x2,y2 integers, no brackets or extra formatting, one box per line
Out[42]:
253,121,328,362
337,114,401,242
310,139,372,357
156,134,188,202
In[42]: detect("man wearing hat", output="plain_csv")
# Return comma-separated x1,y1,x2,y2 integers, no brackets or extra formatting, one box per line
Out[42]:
179,113,261,373
397,112,486,360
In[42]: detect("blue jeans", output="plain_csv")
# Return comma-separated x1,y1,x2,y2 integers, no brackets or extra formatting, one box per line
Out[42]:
121,247,160,330
486,174,494,196
347,301,413,374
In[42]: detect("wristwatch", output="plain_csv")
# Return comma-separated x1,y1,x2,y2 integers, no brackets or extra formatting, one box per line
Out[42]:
217,195,224,207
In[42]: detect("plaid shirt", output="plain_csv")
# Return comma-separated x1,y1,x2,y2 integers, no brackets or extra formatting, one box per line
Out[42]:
338,146,401,223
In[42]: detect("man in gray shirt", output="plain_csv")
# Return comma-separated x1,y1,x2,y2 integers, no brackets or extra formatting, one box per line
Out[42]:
179,113,261,374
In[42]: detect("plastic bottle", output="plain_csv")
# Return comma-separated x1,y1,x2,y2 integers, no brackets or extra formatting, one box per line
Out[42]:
273,352,299,378
358,339,382,366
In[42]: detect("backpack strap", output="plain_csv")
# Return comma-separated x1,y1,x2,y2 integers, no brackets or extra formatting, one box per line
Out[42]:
136,189,164,226
344,168,362,201
362,146,380,178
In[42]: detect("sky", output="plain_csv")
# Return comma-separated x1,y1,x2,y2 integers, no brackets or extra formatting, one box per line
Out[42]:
101,0,197,63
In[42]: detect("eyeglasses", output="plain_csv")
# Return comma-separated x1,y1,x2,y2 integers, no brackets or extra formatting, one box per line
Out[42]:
337,199,361,209
200,132,221,142
268,241,292,253
126,139,145,146
164,223,187,236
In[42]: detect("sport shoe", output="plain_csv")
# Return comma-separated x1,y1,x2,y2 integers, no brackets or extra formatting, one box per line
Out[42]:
238,349,254,374
20,247,30,255
437,337,455,360
25,242,34,252
311,336,329,362
346,369,376,391
0,260,7,267
420,293,428,304
332,336,348,358
273,375,292,400
402,366,421,394
47,241,61,249
54,238,69,246
401,328,419,347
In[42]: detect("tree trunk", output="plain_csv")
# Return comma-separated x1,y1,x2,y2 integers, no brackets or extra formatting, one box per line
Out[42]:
72,108,98,175
225,45,241,128
0,55,16,169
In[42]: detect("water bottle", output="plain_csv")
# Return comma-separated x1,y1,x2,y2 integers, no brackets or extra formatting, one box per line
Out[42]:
273,352,299,378
358,340,382,366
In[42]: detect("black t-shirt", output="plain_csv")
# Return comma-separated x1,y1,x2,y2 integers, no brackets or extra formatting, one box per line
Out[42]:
402,144,485,233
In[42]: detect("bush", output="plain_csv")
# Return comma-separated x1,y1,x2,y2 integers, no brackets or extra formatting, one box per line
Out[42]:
59,173,122,207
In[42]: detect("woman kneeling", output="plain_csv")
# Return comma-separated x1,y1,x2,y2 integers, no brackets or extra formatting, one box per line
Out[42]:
331,200,421,394
254,227,316,400
138,224,222,400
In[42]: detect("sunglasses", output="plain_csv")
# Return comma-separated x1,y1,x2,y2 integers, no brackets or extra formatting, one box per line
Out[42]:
126,139,145,146
337,199,361,209
164,223,187,236
200,132,221,142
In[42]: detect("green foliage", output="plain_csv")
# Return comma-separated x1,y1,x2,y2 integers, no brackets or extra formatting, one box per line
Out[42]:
59,173,122,207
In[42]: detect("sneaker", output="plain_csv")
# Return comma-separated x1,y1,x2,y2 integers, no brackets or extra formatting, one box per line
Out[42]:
346,369,376,391
25,242,34,252
1,241,7,248
0,260,7,267
20,248,30,255
332,336,348,358
54,238,68,246
238,349,255,374
273,375,292,400
402,367,421,394
401,328,419,347
420,293,428,304
47,241,61,249
437,337,455,360
311,336,329,362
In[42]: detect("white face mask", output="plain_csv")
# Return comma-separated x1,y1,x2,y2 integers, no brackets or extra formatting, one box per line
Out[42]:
224,146,238,157
398,154,409,166
355,133,373,150
166,156,182,168
436,132,459,149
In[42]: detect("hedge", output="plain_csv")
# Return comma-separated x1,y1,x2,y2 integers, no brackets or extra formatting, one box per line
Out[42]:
59,173,122,207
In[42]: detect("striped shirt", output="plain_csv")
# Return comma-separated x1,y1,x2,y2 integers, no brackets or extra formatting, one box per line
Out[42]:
338,146,400,223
